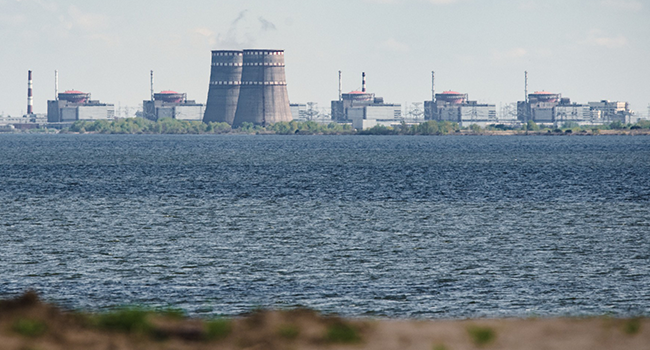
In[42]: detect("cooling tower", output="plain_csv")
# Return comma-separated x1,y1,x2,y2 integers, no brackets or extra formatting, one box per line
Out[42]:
203,50,243,124
233,49,292,127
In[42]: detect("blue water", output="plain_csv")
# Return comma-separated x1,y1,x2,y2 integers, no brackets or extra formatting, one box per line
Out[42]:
0,134,649,318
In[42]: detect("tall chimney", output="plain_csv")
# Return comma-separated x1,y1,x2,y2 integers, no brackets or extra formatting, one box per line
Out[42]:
150,70,154,101
362,72,366,93
338,70,342,101
27,70,33,114
524,71,528,103
54,70,58,100
431,71,435,102
524,71,529,122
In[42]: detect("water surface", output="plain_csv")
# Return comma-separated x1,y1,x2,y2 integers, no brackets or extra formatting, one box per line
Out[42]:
1,134,648,318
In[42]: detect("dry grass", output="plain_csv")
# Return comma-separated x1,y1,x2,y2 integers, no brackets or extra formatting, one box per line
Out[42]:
0,292,649,350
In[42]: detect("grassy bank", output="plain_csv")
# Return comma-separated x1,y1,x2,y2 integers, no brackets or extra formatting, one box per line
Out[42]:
1,292,648,350
56,118,650,135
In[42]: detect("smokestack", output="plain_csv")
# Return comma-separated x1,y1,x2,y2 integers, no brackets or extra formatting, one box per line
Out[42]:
431,71,435,102
524,71,528,103
54,70,58,100
338,70,342,101
362,72,366,93
150,70,154,101
27,70,33,114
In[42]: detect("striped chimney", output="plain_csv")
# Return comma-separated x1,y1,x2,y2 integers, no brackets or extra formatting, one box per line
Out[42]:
362,72,366,93
27,70,33,114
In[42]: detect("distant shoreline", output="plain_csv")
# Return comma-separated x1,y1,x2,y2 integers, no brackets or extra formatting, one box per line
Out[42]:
4,129,650,136
2,117,649,136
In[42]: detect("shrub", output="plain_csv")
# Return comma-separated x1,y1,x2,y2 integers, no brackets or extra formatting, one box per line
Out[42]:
526,120,540,131
467,325,496,346
358,125,396,135
96,308,152,333
324,322,361,343
205,319,232,340
609,121,626,130
12,318,47,337
635,119,650,129
278,324,300,339
624,318,641,335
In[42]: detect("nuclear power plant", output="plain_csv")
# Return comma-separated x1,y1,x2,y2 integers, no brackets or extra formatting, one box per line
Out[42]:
3,67,645,130
517,72,633,126
423,72,502,127
143,71,204,121
143,91,204,121
47,90,115,123
203,49,292,126
330,71,402,129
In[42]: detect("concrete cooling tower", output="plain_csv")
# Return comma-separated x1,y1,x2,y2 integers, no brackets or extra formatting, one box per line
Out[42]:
203,50,243,124
204,49,292,126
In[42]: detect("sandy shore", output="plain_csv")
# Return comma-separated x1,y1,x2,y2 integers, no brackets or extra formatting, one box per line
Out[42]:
1,292,647,350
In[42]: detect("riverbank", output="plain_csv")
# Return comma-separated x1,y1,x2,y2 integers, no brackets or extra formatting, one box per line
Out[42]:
3,117,650,135
1,292,647,350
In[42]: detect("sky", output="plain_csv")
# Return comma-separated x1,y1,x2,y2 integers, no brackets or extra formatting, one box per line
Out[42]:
0,0,648,118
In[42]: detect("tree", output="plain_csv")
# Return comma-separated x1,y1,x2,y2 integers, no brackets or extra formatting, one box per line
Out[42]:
526,120,540,131
609,120,626,130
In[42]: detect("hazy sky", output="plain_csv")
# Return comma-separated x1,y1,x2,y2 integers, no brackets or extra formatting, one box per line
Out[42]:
1,0,648,117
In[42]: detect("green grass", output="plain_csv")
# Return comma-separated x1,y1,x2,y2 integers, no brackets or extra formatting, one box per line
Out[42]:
467,325,496,346
324,322,361,343
432,344,448,350
95,308,152,334
278,324,300,339
624,318,641,335
158,307,185,320
12,318,47,337
205,319,232,340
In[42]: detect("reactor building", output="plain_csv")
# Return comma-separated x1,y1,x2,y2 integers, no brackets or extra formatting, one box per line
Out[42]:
517,92,633,125
47,90,115,123
143,91,204,121
203,49,292,126
331,72,402,129
424,91,498,127
516,72,633,125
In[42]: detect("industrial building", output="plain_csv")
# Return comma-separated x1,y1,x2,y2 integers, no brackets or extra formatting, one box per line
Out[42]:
203,49,292,126
47,90,115,123
517,92,633,125
424,91,498,127
143,91,204,121
588,100,633,124
516,72,633,125
423,72,503,127
331,72,401,129
290,103,307,120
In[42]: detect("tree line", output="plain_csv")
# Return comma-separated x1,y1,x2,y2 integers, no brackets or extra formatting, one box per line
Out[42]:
65,117,650,135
